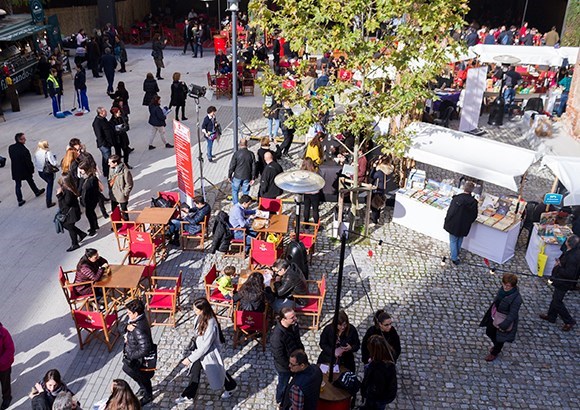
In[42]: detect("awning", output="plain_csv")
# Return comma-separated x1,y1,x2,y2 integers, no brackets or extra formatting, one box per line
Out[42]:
541,155,580,206
405,122,541,191
467,44,579,67
0,24,50,42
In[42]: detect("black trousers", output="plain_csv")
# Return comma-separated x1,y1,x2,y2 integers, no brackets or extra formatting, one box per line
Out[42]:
111,201,128,218
276,130,294,158
547,287,575,325
63,222,85,247
0,368,11,403
184,39,195,54
85,202,99,231
122,362,154,395
174,105,186,120
485,324,505,355
303,193,320,223
181,360,237,399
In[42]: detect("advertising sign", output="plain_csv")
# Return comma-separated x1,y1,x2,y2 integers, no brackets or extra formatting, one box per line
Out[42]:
173,120,195,200
543,193,563,205
459,66,488,132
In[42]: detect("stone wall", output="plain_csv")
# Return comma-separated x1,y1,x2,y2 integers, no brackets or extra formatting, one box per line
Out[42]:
45,0,150,37
564,49,580,141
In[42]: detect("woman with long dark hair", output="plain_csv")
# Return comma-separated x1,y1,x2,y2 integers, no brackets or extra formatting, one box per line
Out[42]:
176,297,237,404
74,248,108,296
79,163,100,237
104,379,141,410
360,335,397,409
169,72,188,121
109,107,131,168
142,73,159,106
148,95,172,150
57,175,87,252
29,369,76,410
233,271,272,312
317,310,360,372
108,81,130,118
301,157,322,223
361,310,401,364
304,133,324,166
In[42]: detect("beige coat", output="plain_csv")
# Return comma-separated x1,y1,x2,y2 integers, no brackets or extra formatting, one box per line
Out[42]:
108,163,133,203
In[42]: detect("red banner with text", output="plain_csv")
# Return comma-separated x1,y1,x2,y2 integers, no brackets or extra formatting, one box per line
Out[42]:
173,120,195,199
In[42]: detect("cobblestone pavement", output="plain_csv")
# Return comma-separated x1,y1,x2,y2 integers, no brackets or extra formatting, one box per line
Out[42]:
62,113,580,410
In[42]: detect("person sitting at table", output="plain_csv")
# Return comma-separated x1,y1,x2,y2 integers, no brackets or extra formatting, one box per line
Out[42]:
361,309,401,364
214,49,231,75
228,194,257,253
215,265,236,300
75,248,108,297
317,310,360,373
360,335,398,409
168,195,211,245
233,271,275,312
270,259,308,313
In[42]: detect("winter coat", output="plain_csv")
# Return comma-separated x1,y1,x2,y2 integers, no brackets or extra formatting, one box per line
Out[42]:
109,116,130,148
361,360,397,404
92,115,115,148
270,322,304,372
100,53,117,75
361,326,401,364
74,68,87,91
169,81,188,107
152,40,165,61
108,163,133,203
259,161,283,198
551,245,580,291
210,211,232,253
81,174,101,208
187,316,226,390
57,188,82,225
148,104,166,127
8,141,35,181
0,323,15,372
282,364,323,410
480,287,522,343
228,148,256,181
86,40,100,70
142,78,159,106
74,256,107,295
182,203,211,234
273,263,308,305
108,89,130,115
443,192,478,237
317,323,360,372
255,147,274,177
124,314,153,363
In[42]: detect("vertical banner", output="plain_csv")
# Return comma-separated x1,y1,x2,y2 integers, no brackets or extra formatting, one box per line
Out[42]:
459,66,488,132
173,120,195,202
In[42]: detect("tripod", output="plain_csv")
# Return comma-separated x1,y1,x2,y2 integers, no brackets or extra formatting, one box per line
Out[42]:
224,115,266,140
192,97,228,201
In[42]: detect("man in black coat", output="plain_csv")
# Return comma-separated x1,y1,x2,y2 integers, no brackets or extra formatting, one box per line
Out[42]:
228,138,256,204
271,259,308,312
540,235,580,331
259,151,283,199
122,299,155,406
8,133,44,207
443,181,478,265
92,107,115,177
100,47,117,94
182,19,195,55
270,307,304,406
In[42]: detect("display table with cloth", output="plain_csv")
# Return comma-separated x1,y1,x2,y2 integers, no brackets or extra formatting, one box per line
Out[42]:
525,224,562,276
432,89,461,112
393,194,521,264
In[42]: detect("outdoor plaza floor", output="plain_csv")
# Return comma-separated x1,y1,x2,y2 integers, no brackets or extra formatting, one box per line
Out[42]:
0,46,578,409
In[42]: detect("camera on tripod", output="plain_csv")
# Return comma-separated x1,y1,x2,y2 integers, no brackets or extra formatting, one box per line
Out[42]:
188,84,207,99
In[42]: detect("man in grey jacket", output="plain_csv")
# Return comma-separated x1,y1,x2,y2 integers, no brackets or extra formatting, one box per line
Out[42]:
108,154,133,216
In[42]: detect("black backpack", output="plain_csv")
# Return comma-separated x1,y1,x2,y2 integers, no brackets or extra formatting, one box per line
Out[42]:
151,195,175,208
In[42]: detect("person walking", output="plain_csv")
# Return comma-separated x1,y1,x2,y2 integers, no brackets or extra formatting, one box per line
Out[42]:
151,34,167,80
109,107,131,168
0,322,14,410
360,335,398,410
107,155,133,217
539,235,579,331
255,137,274,178
8,133,45,207
114,35,128,73
270,307,304,407
100,48,117,94
300,158,322,223
227,138,256,204
33,140,58,208
480,273,523,362
361,310,401,364
122,299,155,406
148,95,173,150
259,151,283,199
176,297,237,404
108,81,130,119
142,73,159,107
282,350,323,410
182,19,195,55
443,181,478,265
264,96,281,142
276,101,295,158
193,24,205,58
201,106,220,162
79,163,101,236
92,107,115,178
169,72,188,121
56,175,87,252
47,68,62,117
73,64,90,113
317,310,360,373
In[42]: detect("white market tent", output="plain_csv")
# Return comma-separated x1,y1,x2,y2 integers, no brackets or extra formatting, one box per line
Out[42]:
542,155,580,206
405,122,541,191
468,44,579,66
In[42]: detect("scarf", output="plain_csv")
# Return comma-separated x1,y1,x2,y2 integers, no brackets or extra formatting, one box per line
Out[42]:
496,286,517,306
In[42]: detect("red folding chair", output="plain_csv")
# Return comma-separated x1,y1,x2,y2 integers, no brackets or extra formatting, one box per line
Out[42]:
215,76,232,99
145,271,182,327
248,239,282,270
59,266,95,310
258,198,283,215
204,264,235,319
110,206,140,251
123,230,159,290
233,306,268,351
72,299,119,352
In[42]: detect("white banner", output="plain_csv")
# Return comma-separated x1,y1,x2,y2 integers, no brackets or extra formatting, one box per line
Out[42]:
459,66,488,132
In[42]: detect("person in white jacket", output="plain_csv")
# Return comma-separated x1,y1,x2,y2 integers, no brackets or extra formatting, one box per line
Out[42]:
34,140,58,208
176,297,237,404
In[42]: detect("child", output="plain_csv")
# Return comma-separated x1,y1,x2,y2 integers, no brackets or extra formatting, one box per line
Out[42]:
216,266,236,299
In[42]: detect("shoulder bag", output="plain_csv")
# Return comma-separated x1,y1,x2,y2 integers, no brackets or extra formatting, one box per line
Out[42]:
491,304,513,332
140,343,158,371
43,153,59,174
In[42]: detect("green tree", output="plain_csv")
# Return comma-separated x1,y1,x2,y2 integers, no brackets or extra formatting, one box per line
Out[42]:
250,0,468,223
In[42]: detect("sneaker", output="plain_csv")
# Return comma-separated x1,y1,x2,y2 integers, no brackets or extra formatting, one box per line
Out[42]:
18,200,26,207
165,143,174,148
175,396,193,404
35,188,46,197
47,202,56,208
88,230,98,237
78,232,88,242
66,244,80,252
149,145,156,150
221,387,236,399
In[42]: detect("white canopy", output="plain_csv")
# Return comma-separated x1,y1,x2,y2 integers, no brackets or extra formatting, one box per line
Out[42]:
468,44,579,66
405,122,541,191
541,155,580,206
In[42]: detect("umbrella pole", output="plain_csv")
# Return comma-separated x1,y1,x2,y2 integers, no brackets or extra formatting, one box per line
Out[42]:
295,194,302,238
329,231,347,383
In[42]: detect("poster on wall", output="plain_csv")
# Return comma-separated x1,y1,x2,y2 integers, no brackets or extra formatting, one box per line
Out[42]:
459,66,488,132
173,120,195,201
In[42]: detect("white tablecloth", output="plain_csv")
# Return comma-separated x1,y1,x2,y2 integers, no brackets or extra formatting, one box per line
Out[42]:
524,224,562,276
393,194,521,264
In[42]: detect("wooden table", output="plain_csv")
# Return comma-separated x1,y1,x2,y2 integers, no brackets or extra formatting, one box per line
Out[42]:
93,264,144,313
253,214,290,238
136,207,176,253
317,365,351,410
237,269,273,287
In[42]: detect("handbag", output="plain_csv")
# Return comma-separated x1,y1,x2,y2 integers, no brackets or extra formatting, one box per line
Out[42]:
140,344,158,371
333,371,361,396
537,243,548,277
43,153,59,174
491,304,513,332
55,208,69,223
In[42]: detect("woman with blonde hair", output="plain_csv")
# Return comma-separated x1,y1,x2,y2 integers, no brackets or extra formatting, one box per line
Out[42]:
33,140,58,208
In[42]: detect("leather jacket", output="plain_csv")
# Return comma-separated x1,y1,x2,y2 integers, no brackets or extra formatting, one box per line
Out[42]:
124,314,153,361
273,263,308,304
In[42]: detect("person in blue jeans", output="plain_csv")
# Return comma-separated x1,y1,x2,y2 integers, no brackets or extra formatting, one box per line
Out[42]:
556,70,572,117
168,195,211,245
228,194,256,252
202,106,219,162
227,138,256,204
443,181,478,265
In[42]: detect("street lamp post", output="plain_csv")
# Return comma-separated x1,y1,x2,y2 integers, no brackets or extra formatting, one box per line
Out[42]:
228,0,239,151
